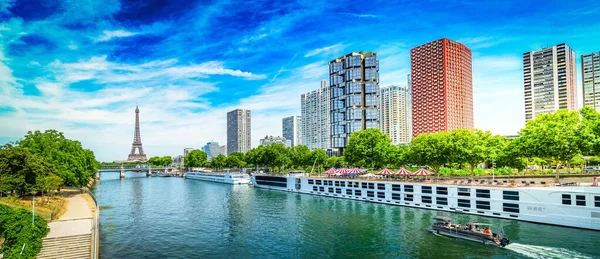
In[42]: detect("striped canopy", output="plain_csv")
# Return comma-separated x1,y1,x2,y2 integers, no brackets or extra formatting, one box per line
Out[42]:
377,168,393,175
348,168,363,175
325,168,337,174
413,168,433,175
395,168,412,175
336,168,350,174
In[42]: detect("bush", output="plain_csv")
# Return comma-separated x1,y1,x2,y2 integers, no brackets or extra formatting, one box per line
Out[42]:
0,204,49,259
473,168,486,176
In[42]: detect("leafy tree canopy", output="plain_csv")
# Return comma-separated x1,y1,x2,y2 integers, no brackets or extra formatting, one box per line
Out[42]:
184,150,208,168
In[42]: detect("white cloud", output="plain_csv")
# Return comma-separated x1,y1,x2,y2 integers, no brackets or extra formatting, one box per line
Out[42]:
94,30,138,42
304,43,347,57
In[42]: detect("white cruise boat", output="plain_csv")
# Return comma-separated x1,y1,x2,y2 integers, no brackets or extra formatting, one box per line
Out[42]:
251,175,600,231
186,170,250,185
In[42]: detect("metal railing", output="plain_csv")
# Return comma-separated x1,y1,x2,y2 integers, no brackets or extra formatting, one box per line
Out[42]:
82,189,100,259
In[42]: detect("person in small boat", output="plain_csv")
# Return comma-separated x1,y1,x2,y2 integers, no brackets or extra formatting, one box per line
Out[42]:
484,229,492,235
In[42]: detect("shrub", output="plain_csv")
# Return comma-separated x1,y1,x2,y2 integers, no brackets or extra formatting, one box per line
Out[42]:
0,204,49,259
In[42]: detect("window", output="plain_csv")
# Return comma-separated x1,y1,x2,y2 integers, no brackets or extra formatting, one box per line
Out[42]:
355,190,362,196
353,182,359,188
503,203,520,213
334,181,340,187
340,182,345,187
323,181,328,186
392,184,401,191
436,197,448,205
367,191,375,197
503,191,519,201
562,194,571,205
377,192,385,199
576,195,586,206
405,194,413,201
377,183,385,190
362,182,368,189
308,179,314,184
422,186,432,194
346,189,352,195
336,188,342,194
458,199,471,208
328,181,333,186
368,183,375,189
319,187,324,192
315,180,321,185
436,187,447,195
392,193,401,200
328,187,333,193
422,196,432,204
476,189,490,198
595,196,600,207
313,186,318,191
458,188,470,197
476,201,490,210
405,185,413,193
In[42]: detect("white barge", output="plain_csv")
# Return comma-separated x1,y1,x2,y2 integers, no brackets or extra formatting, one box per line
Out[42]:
186,170,250,185
251,175,600,231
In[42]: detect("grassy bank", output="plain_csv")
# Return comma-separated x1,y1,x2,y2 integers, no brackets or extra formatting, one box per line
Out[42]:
0,194,67,221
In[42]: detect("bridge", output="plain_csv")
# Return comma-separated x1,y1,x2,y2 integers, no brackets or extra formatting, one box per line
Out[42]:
97,164,178,178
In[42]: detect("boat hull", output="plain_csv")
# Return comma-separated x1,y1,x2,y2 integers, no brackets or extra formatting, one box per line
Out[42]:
186,173,250,185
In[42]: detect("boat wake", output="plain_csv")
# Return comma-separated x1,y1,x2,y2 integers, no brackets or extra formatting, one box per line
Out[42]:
506,243,593,259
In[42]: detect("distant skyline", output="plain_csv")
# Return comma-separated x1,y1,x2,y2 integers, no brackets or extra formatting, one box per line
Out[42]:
1,0,600,161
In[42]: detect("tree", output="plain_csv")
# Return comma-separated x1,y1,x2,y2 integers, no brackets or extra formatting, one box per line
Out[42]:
496,138,527,173
290,145,311,168
308,149,328,174
408,132,451,173
246,146,265,170
450,129,502,177
519,110,581,181
579,106,600,156
184,150,208,168
148,156,162,166
344,128,394,168
262,144,290,172
227,152,246,169
0,147,57,196
210,154,227,170
17,130,98,187
162,156,173,166
36,174,63,203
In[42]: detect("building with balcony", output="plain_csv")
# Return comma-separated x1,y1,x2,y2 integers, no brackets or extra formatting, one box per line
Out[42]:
259,135,291,148
582,51,600,111
282,116,302,147
227,109,251,154
301,80,331,150
380,85,412,144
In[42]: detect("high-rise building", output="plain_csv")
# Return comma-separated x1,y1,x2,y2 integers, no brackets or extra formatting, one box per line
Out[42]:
301,80,331,150
201,142,226,161
282,116,302,147
524,43,577,122
183,148,196,157
329,52,380,151
259,135,291,148
227,109,251,154
582,51,600,111
411,38,473,137
380,85,412,145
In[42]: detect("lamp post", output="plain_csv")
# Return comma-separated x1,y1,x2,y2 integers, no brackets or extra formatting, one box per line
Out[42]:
32,192,35,225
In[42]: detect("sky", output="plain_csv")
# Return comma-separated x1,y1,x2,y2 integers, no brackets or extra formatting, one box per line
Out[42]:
1,0,600,162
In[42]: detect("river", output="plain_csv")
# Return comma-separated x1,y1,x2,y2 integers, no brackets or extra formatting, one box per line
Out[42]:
93,172,600,258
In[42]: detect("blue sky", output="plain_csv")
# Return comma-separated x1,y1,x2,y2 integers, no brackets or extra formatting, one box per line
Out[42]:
1,0,599,161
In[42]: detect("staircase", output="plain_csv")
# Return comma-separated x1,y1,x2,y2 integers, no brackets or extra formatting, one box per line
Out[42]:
36,234,91,259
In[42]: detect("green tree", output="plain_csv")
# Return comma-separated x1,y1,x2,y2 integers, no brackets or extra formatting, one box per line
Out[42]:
344,128,394,168
36,174,63,203
210,154,227,170
162,156,173,166
226,152,246,169
408,132,451,173
17,130,98,187
0,147,57,196
184,150,208,168
262,144,290,172
519,110,581,181
450,129,503,177
148,156,162,166
496,138,527,173
579,106,600,156
290,145,311,168
308,149,328,174
246,146,265,170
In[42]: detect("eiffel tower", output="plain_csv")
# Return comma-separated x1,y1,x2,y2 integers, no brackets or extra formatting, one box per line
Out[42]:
127,105,147,162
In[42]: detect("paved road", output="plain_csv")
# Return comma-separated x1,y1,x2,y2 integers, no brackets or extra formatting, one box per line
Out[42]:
45,194,94,238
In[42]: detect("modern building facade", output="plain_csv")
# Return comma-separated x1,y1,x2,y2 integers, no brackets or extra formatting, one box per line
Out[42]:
201,142,226,161
582,51,600,111
301,80,331,150
380,85,412,145
183,148,196,157
410,38,473,137
227,109,251,154
259,135,291,148
523,43,577,122
282,116,302,147
329,52,380,151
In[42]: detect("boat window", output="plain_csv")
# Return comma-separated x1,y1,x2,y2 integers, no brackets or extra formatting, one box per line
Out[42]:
354,182,360,188
336,188,342,194
329,180,334,186
362,182,368,189
422,186,432,194
476,189,490,198
422,196,432,204
404,185,414,193
595,196,600,207
377,183,385,190
392,184,401,191
576,195,586,206
392,193,401,200
319,187,324,192
346,189,352,195
316,180,322,185
308,179,314,184
404,194,413,201
323,180,328,186
368,183,375,189
458,188,470,197
367,191,375,197
335,181,340,187
355,190,362,196
436,197,448,205
377,192,385,198
503,191,519,201
458,199,470,208
562,194,571,205
328,187,334,193
476,200,490,210
313,186,318,191
340,182,346,187
503,203,519,213
436,187,447,195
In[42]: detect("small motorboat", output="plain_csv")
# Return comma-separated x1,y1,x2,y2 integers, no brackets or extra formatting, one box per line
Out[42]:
428,216,510,247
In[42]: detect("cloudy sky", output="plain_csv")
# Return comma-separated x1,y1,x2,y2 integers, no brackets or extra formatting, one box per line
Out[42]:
1,0,599,161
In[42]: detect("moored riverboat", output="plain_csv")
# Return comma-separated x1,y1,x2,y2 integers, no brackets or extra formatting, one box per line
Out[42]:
186,170,250,184
250,175,600,231
428,216,510,247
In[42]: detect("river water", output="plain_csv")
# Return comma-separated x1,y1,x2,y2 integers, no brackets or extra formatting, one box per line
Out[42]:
94,172,600,258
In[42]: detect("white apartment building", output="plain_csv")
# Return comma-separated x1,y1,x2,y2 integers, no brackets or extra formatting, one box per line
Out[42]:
582,51,600,111
301,80,331,150
282,116,302,147
380,85,412,145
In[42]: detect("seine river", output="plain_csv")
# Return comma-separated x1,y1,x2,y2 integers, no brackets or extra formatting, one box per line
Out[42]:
93,172,599,258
